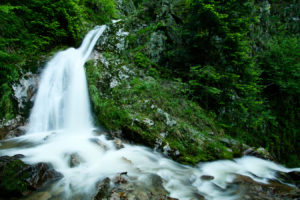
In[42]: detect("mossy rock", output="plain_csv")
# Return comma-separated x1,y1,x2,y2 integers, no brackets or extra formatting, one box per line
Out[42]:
0,155,63,198
0,155,29,197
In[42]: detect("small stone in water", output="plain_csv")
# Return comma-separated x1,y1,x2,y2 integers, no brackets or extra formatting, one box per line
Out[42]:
201,175,214,181
113,172,128,184
114,138,124,149
67,153,83,168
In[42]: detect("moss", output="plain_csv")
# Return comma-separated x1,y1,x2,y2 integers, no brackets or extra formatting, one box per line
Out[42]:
0,159,29,196
0,83,18,121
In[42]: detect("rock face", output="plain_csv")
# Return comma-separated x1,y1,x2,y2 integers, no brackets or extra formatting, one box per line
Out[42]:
12,72,39,113
0,116,26,140
0,155,62,198
0,72,39,140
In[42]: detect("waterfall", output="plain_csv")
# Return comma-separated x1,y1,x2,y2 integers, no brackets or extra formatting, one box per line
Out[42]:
27,26,106,133
0,27,299,200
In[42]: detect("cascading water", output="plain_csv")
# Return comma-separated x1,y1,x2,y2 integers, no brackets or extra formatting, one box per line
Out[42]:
27,26,105,133
0,26,299,200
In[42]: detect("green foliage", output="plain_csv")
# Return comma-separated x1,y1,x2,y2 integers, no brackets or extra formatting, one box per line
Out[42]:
134,52,152,68
189,65,222,106
268,0,300,34
261,36,300,94
81,0,118,26
0,160,29,195
258,35,300,166
165,0,266,136
0,84,17,120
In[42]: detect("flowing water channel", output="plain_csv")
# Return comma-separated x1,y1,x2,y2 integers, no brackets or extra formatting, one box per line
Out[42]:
0,26,299,200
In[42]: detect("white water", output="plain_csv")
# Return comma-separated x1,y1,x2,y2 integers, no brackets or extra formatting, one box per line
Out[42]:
1,26,299,200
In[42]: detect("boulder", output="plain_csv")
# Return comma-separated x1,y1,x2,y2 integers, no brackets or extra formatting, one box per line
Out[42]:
243,147,274,161
0,155,63,198
67,153,83,168
0,116,25,139
93,177,111,200
4,125,27,139
93,173,179,200
113,138,124,149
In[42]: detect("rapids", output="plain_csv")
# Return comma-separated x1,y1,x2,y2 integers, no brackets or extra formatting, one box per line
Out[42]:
0,26,299,200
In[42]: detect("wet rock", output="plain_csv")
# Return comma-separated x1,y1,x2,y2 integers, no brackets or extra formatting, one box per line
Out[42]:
89,138,108,151
25,191,52,200
4,125,27,139
150,174,163,187
93,177,111,200
92,129,109,136
93,173,177,200
0,155,63,198
219,138,239,147
50,184,65,197
113,138,124,149
0,115,25,139
288,171,300,187
67,153,83,168
148,174,170,195
243,148,255,155
109,130,123,139
0,128,8,140
1,116,23,129
163,142,171,155
26,163,63,189
233,175,300,200
113,172,128,184
109,182,170,200
167,197,179,200
277,171,300,188
43,131,57,141
193,193,206,200
12,72,39,111
243,147,274,161
201,175,214,181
